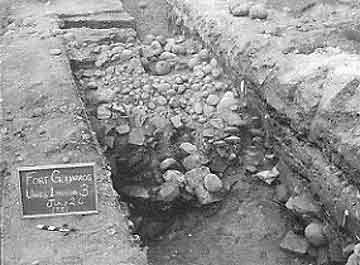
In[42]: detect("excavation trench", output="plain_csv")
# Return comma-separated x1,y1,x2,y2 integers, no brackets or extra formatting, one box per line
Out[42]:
61,1,351,264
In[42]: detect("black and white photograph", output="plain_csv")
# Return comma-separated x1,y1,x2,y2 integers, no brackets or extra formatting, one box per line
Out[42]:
1,0,360,265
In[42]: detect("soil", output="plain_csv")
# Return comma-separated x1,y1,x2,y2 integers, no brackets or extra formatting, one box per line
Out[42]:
148,176,308,265
122,0,171,40
1,0,358,265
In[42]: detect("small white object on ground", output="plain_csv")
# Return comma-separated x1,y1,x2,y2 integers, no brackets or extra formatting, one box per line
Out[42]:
254,166,279,184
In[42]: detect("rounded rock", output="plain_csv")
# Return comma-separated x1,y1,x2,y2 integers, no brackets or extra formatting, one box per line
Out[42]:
156,34,167,45
155,61,171,75
175,76,183,84
87,81,98,90
180,142,198,154
203,64,213,75
143,34,155,45
148,102,156,109
304,223,327,247
97,104,112,120
204,173,223,192
211,68,222,79
158,182,180,202
199,49,209,61
150,40,163,56
249,5,268,19
188,56,200,69
206,94,220,106
229,3,251,17
160,158,178,171
195,70,206,79
173,44,187,55
159,51,177,60
121,49,133,61
191,83,201,91
214,81,225,91
167,89,177,97
163,170,185,183
155,96,167,105
202,91,209,98
217,91,238,112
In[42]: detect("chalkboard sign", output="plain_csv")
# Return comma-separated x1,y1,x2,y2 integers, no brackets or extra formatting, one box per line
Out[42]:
18,163,98,218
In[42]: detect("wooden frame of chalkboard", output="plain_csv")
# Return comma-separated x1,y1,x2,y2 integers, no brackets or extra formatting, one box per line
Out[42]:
18,162,98,219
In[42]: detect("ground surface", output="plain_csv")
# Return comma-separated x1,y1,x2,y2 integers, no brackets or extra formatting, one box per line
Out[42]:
0,1,146,264
148,175,308,265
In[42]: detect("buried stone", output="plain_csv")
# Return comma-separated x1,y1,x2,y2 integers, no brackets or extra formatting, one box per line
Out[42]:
249,4,268,19
116,124,130,135
185,167,210,190
160,158,179,171
206,94,220,106
280,230,309,255
170,115,183,129
194,185,222,205
97,104,112,120
285,193,321,216
254,166,279,185
304,222,328,247
159,51,177,60
217,91,238,112
157,181,180,202
229,2,251,16
180,142,198,154
162,170,185,185
154,60,171,75
128,128,145,146
184,167,222,205
204,173,223,192
183,153,208,170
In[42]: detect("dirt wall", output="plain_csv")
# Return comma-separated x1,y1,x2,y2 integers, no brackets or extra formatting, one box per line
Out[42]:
166,0,360,235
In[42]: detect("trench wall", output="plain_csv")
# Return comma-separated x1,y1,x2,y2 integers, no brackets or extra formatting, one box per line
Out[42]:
166,0,360,234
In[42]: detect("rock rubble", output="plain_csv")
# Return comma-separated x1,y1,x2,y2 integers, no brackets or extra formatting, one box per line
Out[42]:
66,28,280,241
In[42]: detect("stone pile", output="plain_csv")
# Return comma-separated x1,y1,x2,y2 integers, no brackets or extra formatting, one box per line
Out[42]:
66,30,249,200
63,13,360,257
65,29,276,240
64,24,351,257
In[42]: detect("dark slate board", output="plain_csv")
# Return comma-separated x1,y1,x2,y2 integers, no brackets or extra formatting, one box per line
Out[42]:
18,163,98,218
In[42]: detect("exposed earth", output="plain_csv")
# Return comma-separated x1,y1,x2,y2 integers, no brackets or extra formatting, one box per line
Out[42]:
2,0,360,265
